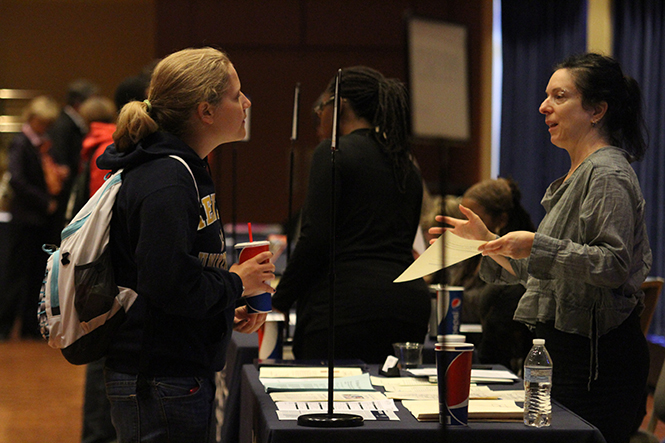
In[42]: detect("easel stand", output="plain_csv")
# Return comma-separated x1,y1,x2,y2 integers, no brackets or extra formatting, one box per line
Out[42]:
284,83,300,342
297,69,363,428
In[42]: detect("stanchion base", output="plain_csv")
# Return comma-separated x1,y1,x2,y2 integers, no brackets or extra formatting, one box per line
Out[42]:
297,413,364,427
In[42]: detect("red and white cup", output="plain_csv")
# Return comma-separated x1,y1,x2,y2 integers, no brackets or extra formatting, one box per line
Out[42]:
234,241,272,314
436,341,474,426
258,319,284,360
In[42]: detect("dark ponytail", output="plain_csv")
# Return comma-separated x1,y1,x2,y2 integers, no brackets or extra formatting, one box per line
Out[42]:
619,76,648,161
327,66,413,191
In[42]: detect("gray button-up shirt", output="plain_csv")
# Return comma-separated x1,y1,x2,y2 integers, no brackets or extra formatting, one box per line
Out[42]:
480,146,651,339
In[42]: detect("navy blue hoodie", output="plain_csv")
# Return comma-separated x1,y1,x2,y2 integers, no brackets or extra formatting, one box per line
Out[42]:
97,131,243,378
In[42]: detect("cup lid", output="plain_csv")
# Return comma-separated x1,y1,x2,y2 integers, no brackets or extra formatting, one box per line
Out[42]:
437,342,474,351
234,240,270,249
438,334,466,343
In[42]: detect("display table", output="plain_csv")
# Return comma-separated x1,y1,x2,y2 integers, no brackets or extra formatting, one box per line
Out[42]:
216,314,295,442
239,364,606,443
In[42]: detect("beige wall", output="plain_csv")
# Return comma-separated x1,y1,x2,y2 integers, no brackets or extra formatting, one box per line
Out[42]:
478,0,493,181
587,0,613,55
0,0,156,103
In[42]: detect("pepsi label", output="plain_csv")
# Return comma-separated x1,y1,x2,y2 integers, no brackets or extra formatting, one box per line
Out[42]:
437,286,464,335
436,342,474,426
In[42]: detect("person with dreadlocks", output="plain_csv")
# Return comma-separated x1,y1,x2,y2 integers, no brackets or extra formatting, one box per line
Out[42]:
272,66,430,363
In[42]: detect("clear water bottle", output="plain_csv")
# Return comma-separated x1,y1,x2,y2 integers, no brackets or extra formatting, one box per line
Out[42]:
523,338,552,427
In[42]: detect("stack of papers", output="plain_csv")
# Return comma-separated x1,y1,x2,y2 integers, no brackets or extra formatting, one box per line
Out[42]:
384,385,499,401
406,368,519,384
259,366,524,423
370,375,432,388
402,399,524,421
471,369,520,384
371,373,524,422
260,372,374,393
270,391,387,402
259,367,363,379
274,399,399,420
259,367,400,421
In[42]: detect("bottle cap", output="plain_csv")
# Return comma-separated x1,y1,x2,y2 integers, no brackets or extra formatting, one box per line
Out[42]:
533,338,545,345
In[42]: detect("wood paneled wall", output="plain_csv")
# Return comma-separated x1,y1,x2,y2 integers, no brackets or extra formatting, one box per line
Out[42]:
155,0,491,224
1,0,490,225
0,0,156,110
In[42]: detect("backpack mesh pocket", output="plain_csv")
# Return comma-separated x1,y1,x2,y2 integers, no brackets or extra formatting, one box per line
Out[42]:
74,248,119,322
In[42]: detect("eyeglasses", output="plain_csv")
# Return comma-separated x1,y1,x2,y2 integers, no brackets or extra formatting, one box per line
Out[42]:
314,96,335,116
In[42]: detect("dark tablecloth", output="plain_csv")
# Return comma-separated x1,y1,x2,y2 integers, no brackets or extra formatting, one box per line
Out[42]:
239,363,606,443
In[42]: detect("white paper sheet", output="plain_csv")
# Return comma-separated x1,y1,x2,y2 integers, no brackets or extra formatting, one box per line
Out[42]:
259,367,362,379
275,399,397,411
270,391,388,402
384,385,495,400
406,368,519,384
394,232,487,282
260,373,374,392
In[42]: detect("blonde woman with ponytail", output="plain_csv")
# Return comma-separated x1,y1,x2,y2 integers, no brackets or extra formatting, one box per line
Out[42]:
97,47,273,443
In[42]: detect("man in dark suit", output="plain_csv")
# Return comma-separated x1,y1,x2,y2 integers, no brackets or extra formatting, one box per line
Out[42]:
48,78,99,234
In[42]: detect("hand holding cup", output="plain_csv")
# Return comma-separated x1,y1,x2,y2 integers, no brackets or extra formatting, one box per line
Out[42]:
230,241,275,298
233,306,267,333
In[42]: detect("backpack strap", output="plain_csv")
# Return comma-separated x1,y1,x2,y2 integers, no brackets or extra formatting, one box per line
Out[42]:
169,155,200,198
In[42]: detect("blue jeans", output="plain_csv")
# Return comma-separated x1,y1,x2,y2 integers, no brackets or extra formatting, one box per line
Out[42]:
104,369,215,443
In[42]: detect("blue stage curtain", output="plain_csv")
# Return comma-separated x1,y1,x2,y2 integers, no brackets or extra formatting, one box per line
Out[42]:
499,0,587,223
614,0,665,336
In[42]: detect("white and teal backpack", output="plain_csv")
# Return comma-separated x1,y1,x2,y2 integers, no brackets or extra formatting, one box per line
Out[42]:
38,155,195,365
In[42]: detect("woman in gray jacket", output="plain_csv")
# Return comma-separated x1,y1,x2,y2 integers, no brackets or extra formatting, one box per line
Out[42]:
433,53,651,443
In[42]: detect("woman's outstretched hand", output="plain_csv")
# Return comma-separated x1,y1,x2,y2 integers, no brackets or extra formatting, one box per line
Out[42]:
427,204,532,276
428,204,496,244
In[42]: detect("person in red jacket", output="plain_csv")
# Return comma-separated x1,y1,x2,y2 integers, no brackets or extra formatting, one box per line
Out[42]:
79,95,117,196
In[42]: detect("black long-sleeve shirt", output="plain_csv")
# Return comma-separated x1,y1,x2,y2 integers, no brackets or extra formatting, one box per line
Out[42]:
273,129,430,357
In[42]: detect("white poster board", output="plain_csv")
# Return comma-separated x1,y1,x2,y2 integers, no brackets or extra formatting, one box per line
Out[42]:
407,17,470,141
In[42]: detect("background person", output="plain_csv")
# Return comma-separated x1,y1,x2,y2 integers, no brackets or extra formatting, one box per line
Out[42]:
0,96,66,340
48,79,99,233
79,96,117,197
448,177,535,374
272,66,430,364
97,47,273,443
432,53,650,443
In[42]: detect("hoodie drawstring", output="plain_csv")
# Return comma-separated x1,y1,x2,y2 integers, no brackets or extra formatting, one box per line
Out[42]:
587,305,600,391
